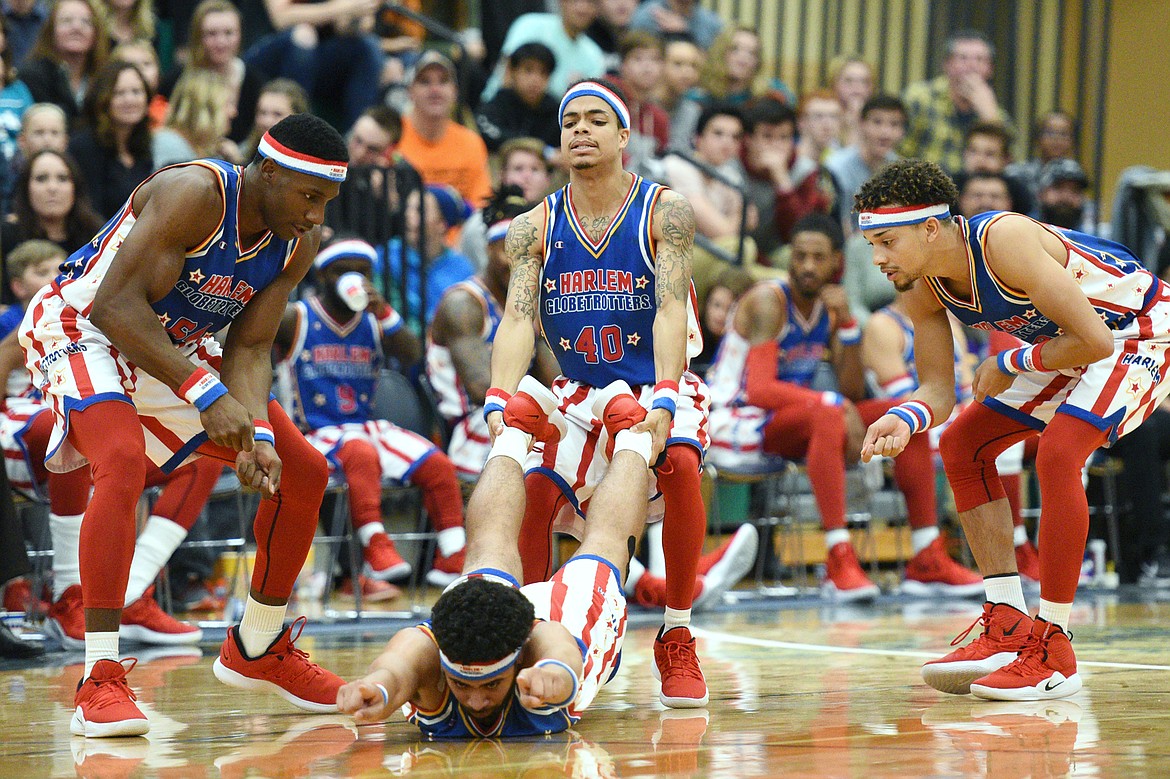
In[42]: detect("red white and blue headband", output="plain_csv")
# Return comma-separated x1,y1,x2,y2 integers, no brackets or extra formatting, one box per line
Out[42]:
486,218,512,244
558,82,630,129
858,203,951,230
258,131,348,182
314,239,377,269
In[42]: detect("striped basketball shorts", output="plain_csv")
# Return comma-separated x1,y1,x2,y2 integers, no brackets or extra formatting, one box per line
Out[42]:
305,419,438,480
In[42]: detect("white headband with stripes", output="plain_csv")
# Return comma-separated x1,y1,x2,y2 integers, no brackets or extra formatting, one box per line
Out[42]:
486,219,512,244
858,203,951,230
439,646,523,681
314,239,377,269
558,82,630,128
258,131,348,182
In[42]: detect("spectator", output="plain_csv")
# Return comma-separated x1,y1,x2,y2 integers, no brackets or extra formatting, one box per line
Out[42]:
1037,157,1093,232
952,120,1034,214
67,59,152,218
585,0,636,65
161,0,264,145
244,0,383,129
346,103,399,166
379,184,476,327
825,94,906,234
474,42,559,154
398,50,492,209
828,54,874,148
2,0,48,67
17,0,109,125
460,136,552,272
899,29,1012,176
611,30,669,174
693,266,753,376
152,68,240,167
110,39,164,127
796,89,843,164
2,100,63,211
100,0,154,48
628,0,722,49
0,148,102,256
1005,110,1077,201
481,0,606,103
957,170,1012,218
657,36,703,151
238,77,307,160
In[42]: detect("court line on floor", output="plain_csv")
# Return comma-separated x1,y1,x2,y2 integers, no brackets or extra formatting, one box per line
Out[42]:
691,628,1170,671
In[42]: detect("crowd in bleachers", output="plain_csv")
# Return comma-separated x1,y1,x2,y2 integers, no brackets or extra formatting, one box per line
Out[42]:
1,0,1168,657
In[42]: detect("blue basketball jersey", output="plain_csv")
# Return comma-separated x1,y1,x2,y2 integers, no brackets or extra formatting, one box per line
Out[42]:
539,176,663,386
55,160,299,346
285,297,383,430
775,281,833,387
924,212,1159,344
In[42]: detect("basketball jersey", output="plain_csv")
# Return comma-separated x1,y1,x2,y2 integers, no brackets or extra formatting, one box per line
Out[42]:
54,160,299,347
403,622,574,739
426,278,502,422
539,176,700,387
924,212,1160,344
281,297,383,430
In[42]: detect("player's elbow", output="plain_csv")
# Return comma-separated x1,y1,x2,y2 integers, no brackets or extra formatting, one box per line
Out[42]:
1084,326,1113,363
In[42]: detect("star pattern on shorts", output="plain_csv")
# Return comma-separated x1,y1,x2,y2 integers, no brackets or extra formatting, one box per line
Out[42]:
188,269,205,284
1072,267,1087,282
626,332,641,346
545,278,557,293
559,337,571,351
635,275,650,290
1128,378,1144,397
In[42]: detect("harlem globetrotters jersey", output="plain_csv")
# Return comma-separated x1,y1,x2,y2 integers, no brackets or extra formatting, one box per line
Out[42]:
924,212,1161,345
282,297,385,430
54,159,299,347
539,176,700,387
426,278,503,421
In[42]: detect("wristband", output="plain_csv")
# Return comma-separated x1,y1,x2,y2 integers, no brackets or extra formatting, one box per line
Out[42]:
483,387,511,422
533,658,580,709
651,380,679,419
374,682,389,708
885,400,934,435
836,319,862,346
377,304,402,335
180,367,229,412
880,374,917,399
253,420,275,447
997,344,1045,376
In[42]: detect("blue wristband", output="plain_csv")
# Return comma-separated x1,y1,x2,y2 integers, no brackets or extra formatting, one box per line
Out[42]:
650,397,677,418
193,380,228,412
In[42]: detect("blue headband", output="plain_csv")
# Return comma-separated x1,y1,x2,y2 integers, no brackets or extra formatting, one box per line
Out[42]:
558,82,630,128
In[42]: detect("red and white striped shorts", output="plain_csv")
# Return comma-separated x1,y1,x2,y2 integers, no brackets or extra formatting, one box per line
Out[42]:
305,419,438,481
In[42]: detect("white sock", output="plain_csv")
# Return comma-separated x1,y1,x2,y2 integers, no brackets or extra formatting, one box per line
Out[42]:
1038,598,1072,631
357,522,386,547
664,607,691,632
625,556,646,596
984,574,1028,613
49,513,84,600
436,526,466,558
824,528,851,551
646,522,666,578
911,526,939,555
84,631,120,677
124,516,188,606
613,429,652,465
1013,524,1029,547
238,596,287,658
486,426,532,467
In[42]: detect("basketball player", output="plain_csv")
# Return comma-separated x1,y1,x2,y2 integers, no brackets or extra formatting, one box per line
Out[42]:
337,384,647,737
274,238,467,589
485,79,712,707
858,158,1170,700
19,113,349,737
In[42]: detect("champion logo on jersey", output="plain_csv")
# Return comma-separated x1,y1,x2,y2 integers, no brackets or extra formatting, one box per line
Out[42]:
555,241,564,248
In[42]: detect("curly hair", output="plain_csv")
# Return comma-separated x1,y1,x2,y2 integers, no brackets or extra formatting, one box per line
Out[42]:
430,579,534,664
482,184,531,229
854,158,959,216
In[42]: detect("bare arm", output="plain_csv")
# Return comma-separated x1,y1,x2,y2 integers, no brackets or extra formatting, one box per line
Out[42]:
861,311,911,395
515,621,585,711
337,626,444,723
272,305,299,360
489,206,544,396
262,0,376,30
432,287,492,406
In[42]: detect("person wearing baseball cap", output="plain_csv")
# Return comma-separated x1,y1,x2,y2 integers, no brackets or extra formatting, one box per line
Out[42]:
1038,158,1092,231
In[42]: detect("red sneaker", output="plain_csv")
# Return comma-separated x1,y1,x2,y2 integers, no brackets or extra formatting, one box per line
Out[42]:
47,584,86,650
824,543,879,602
363,532,411,581
652,626,709,708
425,547,465,587
213,616,344,712
902,537,984,598
1016,541,1041,582
338,576,402,603
633,573,704,609
71,658,150,737
921,602,1033,694
3,576,48,617
120,586,203,645
970,617,1081,701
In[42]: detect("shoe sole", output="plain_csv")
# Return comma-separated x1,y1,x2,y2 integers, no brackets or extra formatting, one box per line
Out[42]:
120,625,204,645
71,707,150,737
45,617,85,651
921,653,1018,695
650,644,710,708
364,562,412,582
213,657,339,713
694,526,759,611
901,579,985,598
971,672,1083,701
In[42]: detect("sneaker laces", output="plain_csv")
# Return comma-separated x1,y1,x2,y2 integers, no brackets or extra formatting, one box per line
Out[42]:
659,637,704,682
950,605,993,647
271,617,326,685
999,631,1049,675
85,659,140,705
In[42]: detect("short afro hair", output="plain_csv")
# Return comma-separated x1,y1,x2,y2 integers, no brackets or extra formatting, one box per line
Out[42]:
854,158,959,217
791,212,844,252
430,579,535,664
253,112,348,166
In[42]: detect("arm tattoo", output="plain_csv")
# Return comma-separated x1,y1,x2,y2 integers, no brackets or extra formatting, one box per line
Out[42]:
505,213,542,320
654,193,695,305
